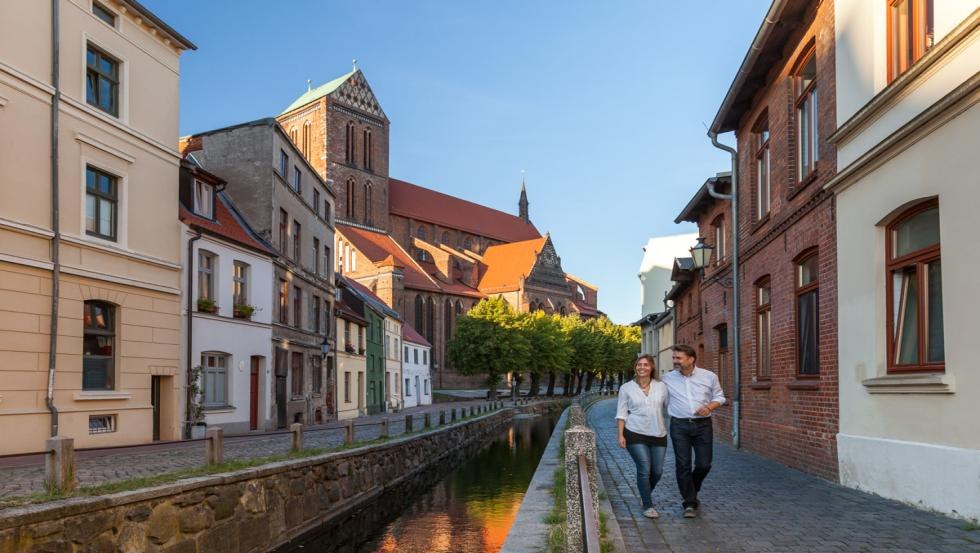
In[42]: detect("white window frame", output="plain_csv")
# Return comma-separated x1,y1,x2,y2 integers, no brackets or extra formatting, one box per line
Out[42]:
193,179,214,219
201,352,230,408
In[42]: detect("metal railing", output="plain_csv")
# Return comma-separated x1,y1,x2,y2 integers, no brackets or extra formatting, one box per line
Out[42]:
564,401,600,553
578,453,601,553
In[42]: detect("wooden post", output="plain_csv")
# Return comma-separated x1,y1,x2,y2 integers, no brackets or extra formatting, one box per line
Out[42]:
290,423,303,452
451,408,457,422
405,414,413,433
44,436,75,493
345,420,354,445
439,411,446,425
380,418,389,438
424,413,432,428
205,427,224,466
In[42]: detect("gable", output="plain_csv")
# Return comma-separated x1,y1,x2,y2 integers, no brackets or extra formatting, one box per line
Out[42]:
329,72,387,121
526,237,570,290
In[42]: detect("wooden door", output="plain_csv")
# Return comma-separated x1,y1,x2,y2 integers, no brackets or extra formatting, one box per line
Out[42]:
249,357,260,430
151,376,161,441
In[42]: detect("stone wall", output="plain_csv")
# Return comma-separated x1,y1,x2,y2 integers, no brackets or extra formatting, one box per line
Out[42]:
0,403,560,553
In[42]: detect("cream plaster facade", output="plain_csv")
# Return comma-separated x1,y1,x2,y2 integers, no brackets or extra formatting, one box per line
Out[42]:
831,3,980,519
384,316,403,411
335,317,366,421
0,1,192,454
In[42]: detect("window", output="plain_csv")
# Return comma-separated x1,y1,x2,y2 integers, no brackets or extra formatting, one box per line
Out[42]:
313,295,321,333
313,189,320,216
346,179,356,219
414,348,418,364
405,378,411,396
344,320,352,350
757,278,772,379
344,371,351,403
404,345,409,360
358,326,364,352
796,252,820,375
312,355,322,393
278,209,289,253
324,245,332,277
88,414,116,434
463,237,473,252
794,47,819,182
193,179,214,219
313,237,320,276
293,285,302,328
92,2,116,26
85,166,117,240
365,183,372,226
279,150,288,176
363,129,369,168
86,45,119,116
83,301,115,390
325,200,332,225
279,279,289,324
233,261,249,307
889,0,934,82
198,250,216,302
425,380,430,394
415,296,424,337
345,121,355,164
291,352,304,396
441,231,450,244
395,338,399,359
302,121,311,159
201,352,229,407
444,301,452,351
293,166,302,194
713,216,727,263
290,128,298,147
887,201,943,371
292,221,301,262
417,226,426,241
423,350,428,366
754,113,771,220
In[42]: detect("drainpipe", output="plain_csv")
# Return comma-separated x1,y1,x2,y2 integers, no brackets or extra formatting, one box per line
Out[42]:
707,131,741,450
45,0,62,437
184,230,202,438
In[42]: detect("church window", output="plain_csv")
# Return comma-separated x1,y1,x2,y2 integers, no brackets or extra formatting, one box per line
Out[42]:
441,231,450,244
346,179,356,219
463,237,473,251
302,121,311,159
290,128,298,147
426,297,436,344
345,121,355,165
417,226,426,240
414,296,424,337
365,183,372,226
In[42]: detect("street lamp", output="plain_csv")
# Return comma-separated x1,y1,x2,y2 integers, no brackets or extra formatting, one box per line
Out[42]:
690,236,714,269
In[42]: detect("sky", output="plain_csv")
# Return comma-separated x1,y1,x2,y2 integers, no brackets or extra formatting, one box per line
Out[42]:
145,0,772,325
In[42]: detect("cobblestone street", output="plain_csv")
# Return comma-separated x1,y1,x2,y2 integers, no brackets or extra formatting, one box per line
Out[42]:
0,398,503,501
588,399,980,553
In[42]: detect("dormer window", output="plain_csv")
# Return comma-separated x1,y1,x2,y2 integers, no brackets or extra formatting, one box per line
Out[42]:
193,179,214,219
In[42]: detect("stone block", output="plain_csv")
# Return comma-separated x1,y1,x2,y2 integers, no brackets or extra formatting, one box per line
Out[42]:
178,505,212,534
147,503,179,545
161,539,196,553
237,515,270,553
344,421,354,445
28,539,71,553
126,504,152,522
380,418,389,438
284,498,303,528
240,481,266,514
117,522,148,553
404,414,413,432
65,511,112,544
173,491,206,507
196,520,238,553
83,533,116,553
208,486,240,521
28,520,63,539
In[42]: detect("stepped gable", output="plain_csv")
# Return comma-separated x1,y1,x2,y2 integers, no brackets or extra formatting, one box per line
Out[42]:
389,178,541,243
477,236,549,293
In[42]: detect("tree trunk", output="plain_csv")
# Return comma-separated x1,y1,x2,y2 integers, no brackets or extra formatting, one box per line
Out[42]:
528,372,540,397
546,371,556,396
562,373,572,396
585,372,595,392
575,372,585,395
487,376,498,400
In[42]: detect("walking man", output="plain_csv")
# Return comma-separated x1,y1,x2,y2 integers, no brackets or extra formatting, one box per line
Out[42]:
663,344,725,518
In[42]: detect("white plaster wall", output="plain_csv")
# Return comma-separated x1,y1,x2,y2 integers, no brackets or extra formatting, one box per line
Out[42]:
385,320,402,410
402,343,431,408
638,234,697,318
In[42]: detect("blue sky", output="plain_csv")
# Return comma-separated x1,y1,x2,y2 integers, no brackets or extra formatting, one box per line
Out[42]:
146,0,771,324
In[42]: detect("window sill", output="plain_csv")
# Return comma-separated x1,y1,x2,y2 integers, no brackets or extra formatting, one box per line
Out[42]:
786,379,820,391
788,168,820,200
74,391,132,401
202,405,236,413
862,373,954,394
748,381,772,390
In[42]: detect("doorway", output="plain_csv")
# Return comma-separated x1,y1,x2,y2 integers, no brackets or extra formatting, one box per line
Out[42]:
250,356,261,431
275,348,288,429
151,375,161,441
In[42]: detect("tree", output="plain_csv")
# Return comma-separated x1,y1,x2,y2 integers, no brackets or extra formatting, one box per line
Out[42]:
518,311,571,396
561,315,600,396
447,297,530,399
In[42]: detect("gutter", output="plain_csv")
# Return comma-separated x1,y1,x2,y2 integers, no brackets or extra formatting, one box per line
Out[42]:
45,0,61,437
184,230,202,438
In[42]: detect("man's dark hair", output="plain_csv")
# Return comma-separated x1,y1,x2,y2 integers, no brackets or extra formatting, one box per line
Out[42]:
672,344,697,360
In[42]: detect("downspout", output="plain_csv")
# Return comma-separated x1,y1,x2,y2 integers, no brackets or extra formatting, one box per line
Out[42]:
184,230,202,438
708,131,741,450
45,0,61,437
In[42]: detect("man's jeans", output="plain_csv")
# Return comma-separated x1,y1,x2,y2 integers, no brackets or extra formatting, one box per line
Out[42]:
625,442,667,509
669,417,713,509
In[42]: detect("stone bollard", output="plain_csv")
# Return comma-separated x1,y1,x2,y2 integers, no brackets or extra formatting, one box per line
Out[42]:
405,414,413,433
439,411,446,425
44,436,75,493
205,427,224,466
451,408,457,422
290,423,303,452
345,420,354,445
424,413,431,428
564,425,599,553
380,418,389,438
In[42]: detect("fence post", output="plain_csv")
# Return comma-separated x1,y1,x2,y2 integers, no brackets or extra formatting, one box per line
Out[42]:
44,436,75,493
290,423,303,452
345,420,354,445
439,411,446,425
380,418,389,438
451,408,457,422
205,427,224,466
405,414,413,433
564,423,598,553
424,413,432,428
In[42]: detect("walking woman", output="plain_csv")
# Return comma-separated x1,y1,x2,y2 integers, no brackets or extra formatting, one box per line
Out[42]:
615,354,668,518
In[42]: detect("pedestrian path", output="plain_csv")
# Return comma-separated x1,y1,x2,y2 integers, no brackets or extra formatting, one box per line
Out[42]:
588,399,980,553
0,397,512,502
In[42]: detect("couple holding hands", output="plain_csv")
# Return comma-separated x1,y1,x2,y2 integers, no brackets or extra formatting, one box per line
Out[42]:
615,345,726,519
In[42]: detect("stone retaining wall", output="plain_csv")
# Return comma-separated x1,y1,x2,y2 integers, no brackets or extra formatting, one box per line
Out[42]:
0,403,561,553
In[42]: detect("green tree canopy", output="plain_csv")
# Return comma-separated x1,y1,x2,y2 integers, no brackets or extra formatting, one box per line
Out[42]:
447,297,530,388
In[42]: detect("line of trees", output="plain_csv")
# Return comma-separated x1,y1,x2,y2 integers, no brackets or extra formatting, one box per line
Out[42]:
447,297,641,398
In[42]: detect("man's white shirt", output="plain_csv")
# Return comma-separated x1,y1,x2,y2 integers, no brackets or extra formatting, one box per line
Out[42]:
662,367,726,419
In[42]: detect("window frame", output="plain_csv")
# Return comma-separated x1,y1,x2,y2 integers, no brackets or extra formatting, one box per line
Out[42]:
83,300,116,391
92,2,116,27
86,43,119,117
793,45,819,183
885,199,943,373
292,285,302,328
233,261,249,307
712,215,727,265
279,279,289,324
753,112,771,221
201,352,230,408
291,351,304,398
198,250,216,303
312,354,323,394
85,165,118,241
293,166,302,194
292,220,301,263
794,250,821,377
279,149,288,177
756,277,772,380
887,0,935,83
192,179,214,219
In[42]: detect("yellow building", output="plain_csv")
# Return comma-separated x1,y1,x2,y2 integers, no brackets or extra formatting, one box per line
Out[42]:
335,280,368,420
0,1,194,454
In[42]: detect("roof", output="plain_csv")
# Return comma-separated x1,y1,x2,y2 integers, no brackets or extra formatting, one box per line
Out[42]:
670,257,696,281
119,0,196,50
477,237,548,293
336,293,369,326
674,173,732,224
280,71,355,115
711,0,810,133
573,300,600,318
402,324,431,348
339,224,441,292
565,273,598,292
180,193,276,256
389,178,541,243
345,278,402,321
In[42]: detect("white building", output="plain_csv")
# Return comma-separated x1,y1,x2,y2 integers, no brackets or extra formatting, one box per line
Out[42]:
831,0,980,519
402,324,432,408
180,160,276,435
638,233,698,318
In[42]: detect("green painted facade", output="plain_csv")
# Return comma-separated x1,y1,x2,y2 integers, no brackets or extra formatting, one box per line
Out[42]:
365,306,385,415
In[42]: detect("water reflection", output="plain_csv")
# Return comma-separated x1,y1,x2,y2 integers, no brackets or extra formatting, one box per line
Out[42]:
360,412,558,553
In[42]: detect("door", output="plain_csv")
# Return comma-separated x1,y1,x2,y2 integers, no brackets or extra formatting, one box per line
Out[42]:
249,357,260,431
151,375,161,441
275,377,287,429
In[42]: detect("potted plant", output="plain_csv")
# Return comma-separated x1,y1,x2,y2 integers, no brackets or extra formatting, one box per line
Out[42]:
197,297,218,314
345,343,356,354
188,365,207,438
233,304,256,320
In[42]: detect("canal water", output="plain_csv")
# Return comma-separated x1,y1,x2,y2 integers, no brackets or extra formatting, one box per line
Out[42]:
284,410,560,553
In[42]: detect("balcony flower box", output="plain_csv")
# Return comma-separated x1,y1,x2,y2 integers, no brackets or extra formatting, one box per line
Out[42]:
196,298,218,314
233,304,256,320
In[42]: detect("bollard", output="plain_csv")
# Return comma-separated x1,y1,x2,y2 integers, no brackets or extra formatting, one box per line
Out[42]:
205,427,224,466
565,425,599,553
290,423,303,452
451,408,457,422
405,414,413,433
424,412,431,428
380,418,389,438
345,420,354,445
439,411,446,425
44,436,75,493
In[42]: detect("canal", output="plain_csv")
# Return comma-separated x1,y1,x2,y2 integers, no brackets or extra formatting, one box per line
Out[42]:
281,409,561,553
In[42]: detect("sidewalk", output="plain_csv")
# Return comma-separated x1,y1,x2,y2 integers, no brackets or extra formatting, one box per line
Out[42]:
0,397,507,501
588,399,980,553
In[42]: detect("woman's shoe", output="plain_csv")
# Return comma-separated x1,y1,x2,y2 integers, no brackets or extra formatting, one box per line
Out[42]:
642,507,660,519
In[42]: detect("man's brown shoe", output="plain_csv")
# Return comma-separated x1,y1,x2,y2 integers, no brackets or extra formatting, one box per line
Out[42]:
683,507,697,518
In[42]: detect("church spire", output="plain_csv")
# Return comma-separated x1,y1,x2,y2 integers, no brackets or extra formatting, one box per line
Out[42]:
519,170,530,224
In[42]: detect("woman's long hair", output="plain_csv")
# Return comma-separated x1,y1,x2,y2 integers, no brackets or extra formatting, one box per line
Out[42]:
634,354,659,381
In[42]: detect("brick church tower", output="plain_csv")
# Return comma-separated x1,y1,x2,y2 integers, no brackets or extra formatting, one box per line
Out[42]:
277,66,391,230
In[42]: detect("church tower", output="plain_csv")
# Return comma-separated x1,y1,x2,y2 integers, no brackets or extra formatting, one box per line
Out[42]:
277,63,391,231
518,175,530,224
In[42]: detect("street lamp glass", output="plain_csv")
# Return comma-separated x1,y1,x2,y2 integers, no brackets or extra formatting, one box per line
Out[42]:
690,237,713,269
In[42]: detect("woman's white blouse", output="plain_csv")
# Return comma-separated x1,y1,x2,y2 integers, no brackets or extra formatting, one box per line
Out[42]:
615,379,668,437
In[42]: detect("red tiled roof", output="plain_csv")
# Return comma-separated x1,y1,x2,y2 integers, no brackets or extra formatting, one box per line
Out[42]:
179,195,276,256
339,225,441,292
389,178,541,243
477,237,547,293
402,323,430,347
573,300,599,318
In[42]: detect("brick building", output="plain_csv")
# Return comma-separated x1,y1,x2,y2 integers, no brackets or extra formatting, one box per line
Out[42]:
277,69,600,389
672,0,840,480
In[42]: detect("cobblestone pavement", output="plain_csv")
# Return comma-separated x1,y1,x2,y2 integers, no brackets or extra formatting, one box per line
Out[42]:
588,399,980,553
0,397,521,500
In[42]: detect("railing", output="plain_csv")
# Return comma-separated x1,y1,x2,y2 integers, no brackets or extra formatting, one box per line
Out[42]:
564,402,600,553
578,453,601,553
